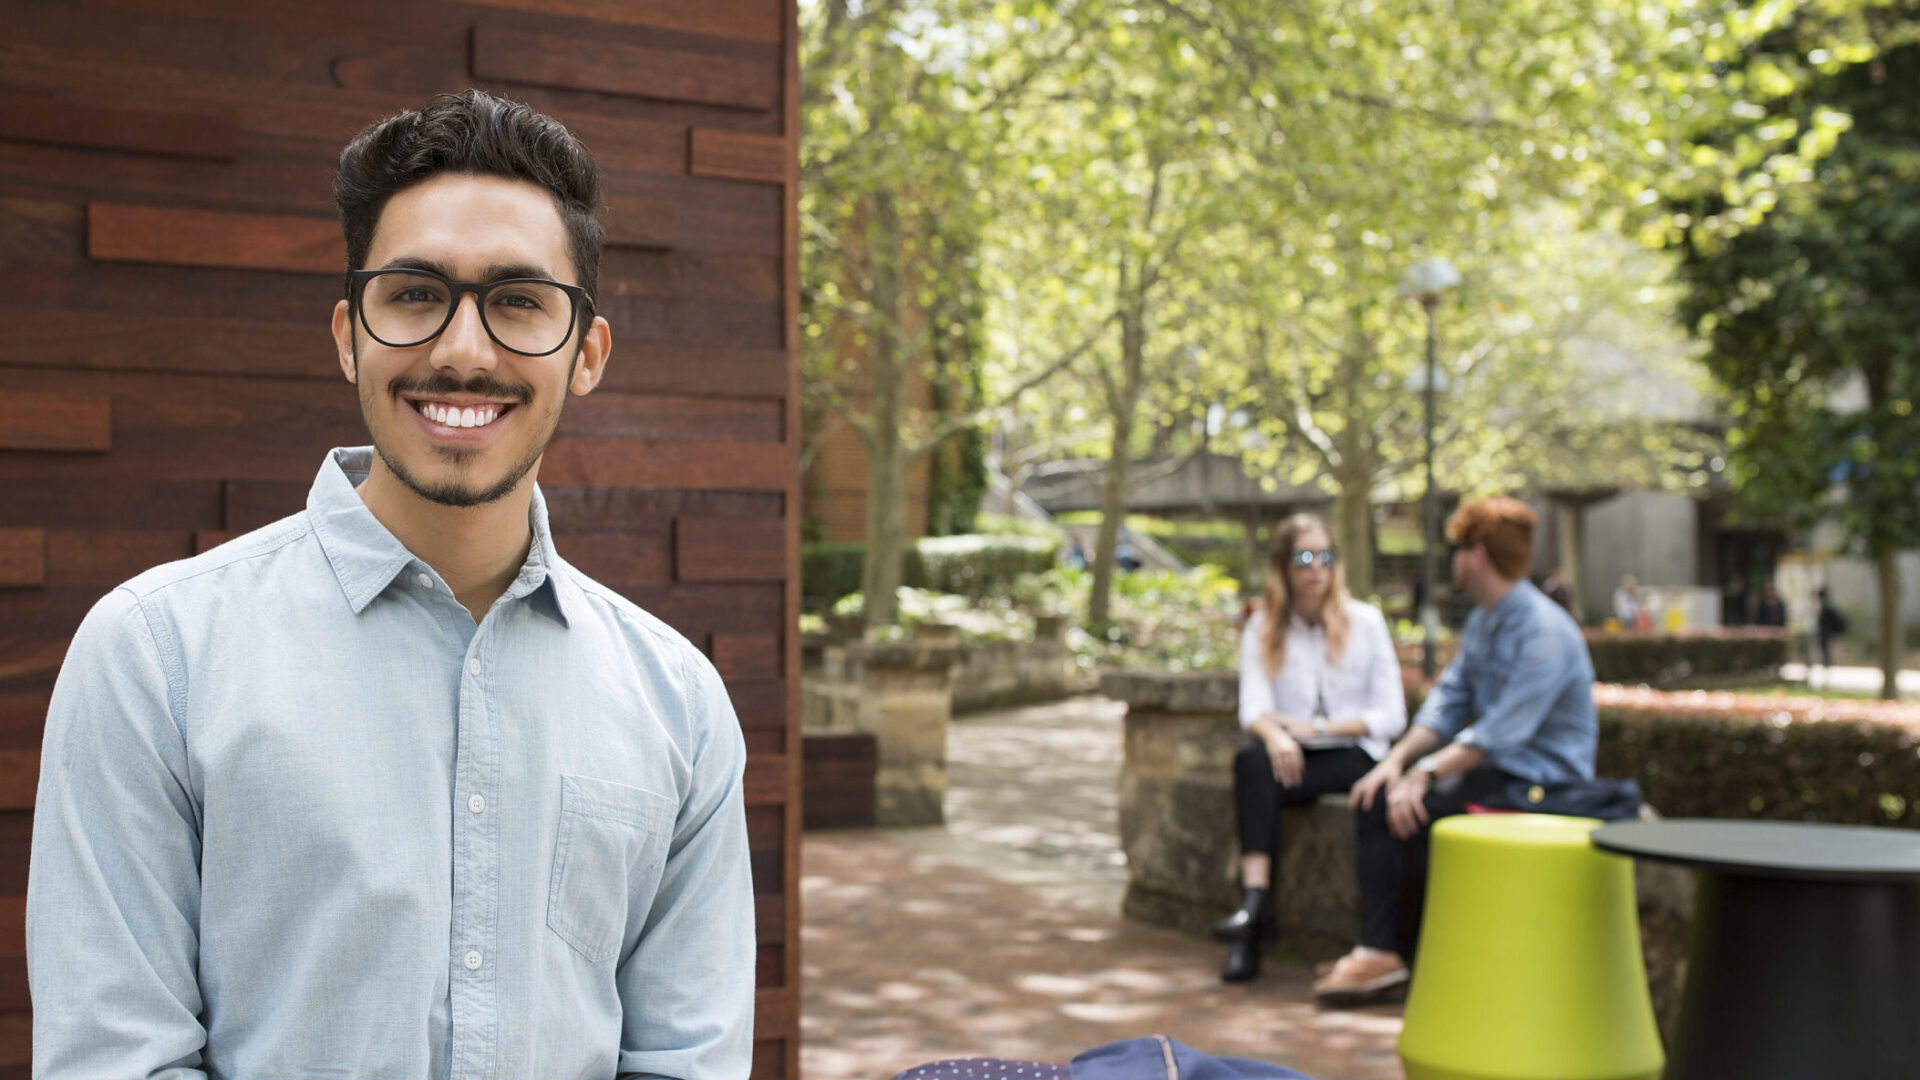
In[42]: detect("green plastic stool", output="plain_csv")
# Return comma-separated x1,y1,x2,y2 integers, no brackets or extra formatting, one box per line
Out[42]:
1398,812,1663,1080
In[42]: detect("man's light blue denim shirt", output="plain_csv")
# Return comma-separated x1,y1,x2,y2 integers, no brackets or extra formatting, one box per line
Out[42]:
28,447,755,1079
1414,579,1598,784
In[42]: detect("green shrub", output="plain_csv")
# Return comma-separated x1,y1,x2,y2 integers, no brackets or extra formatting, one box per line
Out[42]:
801,542,866,606
913,533,1060,597
1583,628,1789,685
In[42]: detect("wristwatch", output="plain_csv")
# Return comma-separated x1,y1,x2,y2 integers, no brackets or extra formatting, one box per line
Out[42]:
1311,715,1328,736
1413,755,1441,778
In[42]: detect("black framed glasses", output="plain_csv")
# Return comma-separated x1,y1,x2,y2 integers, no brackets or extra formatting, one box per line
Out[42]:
348,268,594,358
1289,548,1338,568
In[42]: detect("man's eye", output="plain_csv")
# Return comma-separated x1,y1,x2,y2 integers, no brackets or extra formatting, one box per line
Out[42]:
492,289,549,312
390,287,443,304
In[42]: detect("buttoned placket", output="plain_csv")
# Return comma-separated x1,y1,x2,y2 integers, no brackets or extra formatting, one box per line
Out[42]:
442,575,504,1080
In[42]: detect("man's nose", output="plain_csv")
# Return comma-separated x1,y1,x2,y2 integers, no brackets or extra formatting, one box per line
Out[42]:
430,293,499,373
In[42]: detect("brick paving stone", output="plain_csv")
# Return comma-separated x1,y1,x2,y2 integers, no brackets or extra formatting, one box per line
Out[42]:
801,696,1406,1080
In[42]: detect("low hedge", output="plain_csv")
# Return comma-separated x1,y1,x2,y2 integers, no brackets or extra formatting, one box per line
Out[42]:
1594,686,1920,828
802,534,1062,604
1584,628,1789,685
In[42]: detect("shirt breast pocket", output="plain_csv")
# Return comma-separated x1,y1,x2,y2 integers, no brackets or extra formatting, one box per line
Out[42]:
548,774,677,964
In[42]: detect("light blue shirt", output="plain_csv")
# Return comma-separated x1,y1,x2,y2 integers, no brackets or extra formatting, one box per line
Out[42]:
28,447,755,1080
1414,579,1598,784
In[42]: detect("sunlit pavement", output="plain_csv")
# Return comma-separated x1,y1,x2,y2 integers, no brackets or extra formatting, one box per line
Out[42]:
1778,662,1920,697
800,697,1406,1080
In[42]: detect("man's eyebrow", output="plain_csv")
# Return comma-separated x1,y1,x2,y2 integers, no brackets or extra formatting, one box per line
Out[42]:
375,258,561,283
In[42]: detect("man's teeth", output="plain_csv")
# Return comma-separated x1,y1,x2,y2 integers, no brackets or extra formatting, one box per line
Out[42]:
416,402,504,428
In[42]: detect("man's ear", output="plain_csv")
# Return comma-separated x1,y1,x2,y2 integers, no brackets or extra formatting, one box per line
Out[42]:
569,314,613,396
331,300,357,384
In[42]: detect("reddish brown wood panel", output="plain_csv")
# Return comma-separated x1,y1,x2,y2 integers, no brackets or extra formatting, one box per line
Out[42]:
742,753,787,806
713,633,780,685
0,755,32,814
0,88,236,160
194,531,243,554
0,896,21,951
689,129,787,185
0,534,42,589
560,392,782,444
541,437,786,491
752,987,793,1038
602,194,678,250
0,392,110,452
472,28,776,112
551,532,672,588
0,1010,25,1066
0,691,47,751
43,530,192,586
0,953,22,1012
750,1039,786,1080
600,346,788,397
11,311,340,382
0,641,66,688
676,517,784,582
88,203,342,275
462,0,782,43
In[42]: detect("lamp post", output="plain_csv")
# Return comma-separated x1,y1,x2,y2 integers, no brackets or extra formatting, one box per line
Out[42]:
1401,256,1461,681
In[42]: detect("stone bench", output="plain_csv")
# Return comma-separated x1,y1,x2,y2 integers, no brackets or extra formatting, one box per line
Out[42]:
1104,669,1695,1041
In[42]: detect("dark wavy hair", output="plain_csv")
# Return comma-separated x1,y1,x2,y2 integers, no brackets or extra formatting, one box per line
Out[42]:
333,89,604,303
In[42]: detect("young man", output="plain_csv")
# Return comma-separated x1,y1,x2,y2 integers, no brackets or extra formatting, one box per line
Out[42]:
27,91,755,1078
1312,497,1598,1006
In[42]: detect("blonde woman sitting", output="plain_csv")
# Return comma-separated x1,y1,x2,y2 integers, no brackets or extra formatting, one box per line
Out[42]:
1215,513,1408,982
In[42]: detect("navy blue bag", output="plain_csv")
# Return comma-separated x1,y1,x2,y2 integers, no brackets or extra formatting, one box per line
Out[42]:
892,1035,1315,1080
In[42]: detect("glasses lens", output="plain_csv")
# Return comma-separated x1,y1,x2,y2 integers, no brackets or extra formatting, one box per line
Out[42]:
1291,549,1336,567
360,272,577,355
361,270,452,347
482,280,577,355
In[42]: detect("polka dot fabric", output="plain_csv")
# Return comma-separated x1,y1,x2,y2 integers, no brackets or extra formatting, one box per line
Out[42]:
890,1059,1071,1080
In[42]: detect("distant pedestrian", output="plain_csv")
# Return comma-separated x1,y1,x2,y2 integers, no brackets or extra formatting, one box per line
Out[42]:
1755,581,1787,627
1115,527,1142,572
1612,575,1644,630
1543,568,1576,618
1816,586,1847,668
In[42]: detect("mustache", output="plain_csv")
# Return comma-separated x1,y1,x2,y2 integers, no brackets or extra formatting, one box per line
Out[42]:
387,372,534,405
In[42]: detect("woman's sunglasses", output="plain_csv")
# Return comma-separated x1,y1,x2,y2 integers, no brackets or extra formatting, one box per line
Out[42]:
1289,548,1338,568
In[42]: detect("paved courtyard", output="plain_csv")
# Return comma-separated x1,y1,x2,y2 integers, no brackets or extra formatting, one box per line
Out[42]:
800,697,1406,1079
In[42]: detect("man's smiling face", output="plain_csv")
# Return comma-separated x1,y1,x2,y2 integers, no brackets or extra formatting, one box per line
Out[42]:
330,172,608,508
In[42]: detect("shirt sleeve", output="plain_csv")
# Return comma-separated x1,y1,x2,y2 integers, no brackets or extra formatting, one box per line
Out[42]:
617,651,756,1080
1352,607,1409,743
1238,614,1274,729
28,588,210,1079
1453,620,1581,756
1412,650,1475,744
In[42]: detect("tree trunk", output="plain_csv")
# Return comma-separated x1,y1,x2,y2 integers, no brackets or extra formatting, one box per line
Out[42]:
1089,259,1146,632
860,190,909,629
1875,546,1900,701
1332,464,1375,598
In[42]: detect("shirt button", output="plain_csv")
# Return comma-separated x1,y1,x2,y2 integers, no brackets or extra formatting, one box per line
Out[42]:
464,950,482,970
467,658,482,677
468,794,485,814
416,572,433,589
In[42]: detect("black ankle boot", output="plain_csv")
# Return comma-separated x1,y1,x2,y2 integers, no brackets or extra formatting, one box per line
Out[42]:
1211,887,1270,941
1221,938,1262,982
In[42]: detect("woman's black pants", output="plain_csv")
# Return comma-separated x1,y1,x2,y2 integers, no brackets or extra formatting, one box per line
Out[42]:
1232,737,1375,859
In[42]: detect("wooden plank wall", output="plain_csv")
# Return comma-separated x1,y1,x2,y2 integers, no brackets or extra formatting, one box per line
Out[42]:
0,1,802,1075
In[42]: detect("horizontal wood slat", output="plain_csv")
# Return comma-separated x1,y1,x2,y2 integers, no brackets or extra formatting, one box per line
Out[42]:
603,194,678,250
753,987,794,1038
742,754,786,806
558,393,782,444
552,532,671,588
689,129,787,185
749,1038,786,1080
472,28,776,112
540,437,787,491
0,1008,25,1066
0,392,110,452
0,534,42,588
194,531,243,554
675,517,784,582
0,640,66,688
711,633,780,682
43,529,191,585
0,897,20,952
0,88,236,160
0,755,29,812
0,953,21,1012
462,0,782,43
88,203,342,275
0,691,46,750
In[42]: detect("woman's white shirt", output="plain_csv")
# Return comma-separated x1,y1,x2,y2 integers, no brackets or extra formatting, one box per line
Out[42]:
1237,599,1408,761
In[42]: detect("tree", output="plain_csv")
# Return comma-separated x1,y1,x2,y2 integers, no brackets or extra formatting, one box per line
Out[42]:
1667,16,1920,698
799,0,1092,628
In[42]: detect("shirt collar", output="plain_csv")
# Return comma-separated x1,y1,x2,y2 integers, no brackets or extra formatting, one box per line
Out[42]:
306,446,576,625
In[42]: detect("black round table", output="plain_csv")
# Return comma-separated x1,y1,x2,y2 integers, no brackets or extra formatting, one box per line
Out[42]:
1592,819,1920,1080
